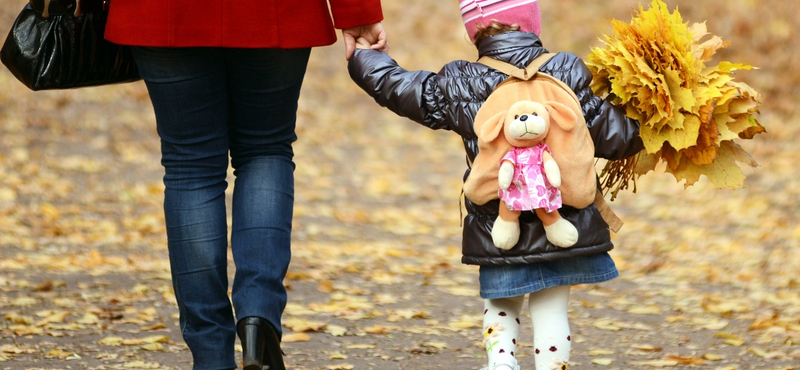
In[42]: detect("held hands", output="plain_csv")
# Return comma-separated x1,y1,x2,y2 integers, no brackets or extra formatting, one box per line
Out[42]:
342,22,388,60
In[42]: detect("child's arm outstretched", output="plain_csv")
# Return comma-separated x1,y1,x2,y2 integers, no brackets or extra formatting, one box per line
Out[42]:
348,49,449,131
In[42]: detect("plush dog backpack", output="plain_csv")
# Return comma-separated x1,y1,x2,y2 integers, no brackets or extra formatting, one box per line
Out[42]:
463,53,623,232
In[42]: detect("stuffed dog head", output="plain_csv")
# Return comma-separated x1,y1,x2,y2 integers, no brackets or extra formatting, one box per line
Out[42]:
504,101,550,147
478,100,577,149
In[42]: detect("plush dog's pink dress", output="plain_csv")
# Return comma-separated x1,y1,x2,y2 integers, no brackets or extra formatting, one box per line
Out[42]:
499,143,562,212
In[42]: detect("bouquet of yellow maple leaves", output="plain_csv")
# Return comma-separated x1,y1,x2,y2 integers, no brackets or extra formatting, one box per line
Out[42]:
586,0,764,199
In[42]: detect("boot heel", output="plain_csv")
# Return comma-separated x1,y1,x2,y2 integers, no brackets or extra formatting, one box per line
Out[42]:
240,323,263,370
237,316,285,370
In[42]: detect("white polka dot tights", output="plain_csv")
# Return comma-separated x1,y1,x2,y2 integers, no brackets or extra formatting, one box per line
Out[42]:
483,285,571,370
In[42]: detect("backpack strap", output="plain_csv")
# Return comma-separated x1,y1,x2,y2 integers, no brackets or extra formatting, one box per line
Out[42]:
477,52,557,81
594,189,623,233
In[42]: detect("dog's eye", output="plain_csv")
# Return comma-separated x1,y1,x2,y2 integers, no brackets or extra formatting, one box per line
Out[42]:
514,115,519,119
532,112,538,116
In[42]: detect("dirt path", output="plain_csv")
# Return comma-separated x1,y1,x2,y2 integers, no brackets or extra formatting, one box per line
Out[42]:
1,1,798,369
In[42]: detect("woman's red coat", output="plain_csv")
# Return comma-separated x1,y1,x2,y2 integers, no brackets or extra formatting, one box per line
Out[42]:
105,0,384,48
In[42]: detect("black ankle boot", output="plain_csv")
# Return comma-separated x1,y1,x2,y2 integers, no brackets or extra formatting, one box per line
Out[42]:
237,316,286,370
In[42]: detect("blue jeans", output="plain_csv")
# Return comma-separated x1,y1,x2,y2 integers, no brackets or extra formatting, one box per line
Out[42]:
130,46,311,370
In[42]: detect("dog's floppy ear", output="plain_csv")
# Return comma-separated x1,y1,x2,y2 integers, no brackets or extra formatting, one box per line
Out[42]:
464,109,513,206
477,110,507,142
544,101,578,132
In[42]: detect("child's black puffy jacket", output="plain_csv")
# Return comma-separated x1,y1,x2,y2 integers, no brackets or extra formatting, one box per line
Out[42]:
348,31,643,266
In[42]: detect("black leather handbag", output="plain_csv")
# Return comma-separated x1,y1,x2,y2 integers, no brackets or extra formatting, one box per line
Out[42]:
0,0,140,90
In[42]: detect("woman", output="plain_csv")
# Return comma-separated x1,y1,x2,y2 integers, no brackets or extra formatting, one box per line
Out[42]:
105,1,387,369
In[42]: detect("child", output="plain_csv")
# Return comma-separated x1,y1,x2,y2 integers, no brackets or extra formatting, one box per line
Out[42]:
348,1,643,369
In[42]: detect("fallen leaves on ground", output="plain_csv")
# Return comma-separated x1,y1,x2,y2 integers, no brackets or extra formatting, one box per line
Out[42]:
1,0,798,369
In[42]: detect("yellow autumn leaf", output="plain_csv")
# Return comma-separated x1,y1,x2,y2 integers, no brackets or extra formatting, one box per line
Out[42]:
325,325,348,337
141,335,170,344
4,312,33,325
140,343,164,351
589,349,615,356
666,355,706,365
141,322,167,331
284,317,326,332
632,359,679,367
325,364,354,370
669,140,755,188
362,324,391,334
702,295,752,314
346,344,376,349
631,344,663,352
444,286,478,297
747,347,785,359
593,319,622,331
317,279,335,293
36,311,71,326
98,336,124,346
592,358,615,366
122,361,163,369
281,333,311,342
421,341,448,349
390,309,431,320
723,338,745,346
695,319,729,331
448,320,479,329
10,325,43,336
714,332,743,340
11,297,38,307
284,302,316,315
47,349,75,359
627,305,662,315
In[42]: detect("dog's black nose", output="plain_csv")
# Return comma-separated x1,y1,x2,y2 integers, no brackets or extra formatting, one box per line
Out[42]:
519,115,528,121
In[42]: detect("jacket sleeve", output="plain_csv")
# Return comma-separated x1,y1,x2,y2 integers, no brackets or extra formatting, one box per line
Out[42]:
348,49,449,130
328,0,384,29
562,54,645,161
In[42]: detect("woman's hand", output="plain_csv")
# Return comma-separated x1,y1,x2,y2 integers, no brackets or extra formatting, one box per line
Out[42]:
342,22,388,60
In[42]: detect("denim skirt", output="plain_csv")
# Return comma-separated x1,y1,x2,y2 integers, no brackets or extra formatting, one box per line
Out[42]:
478,252,619,299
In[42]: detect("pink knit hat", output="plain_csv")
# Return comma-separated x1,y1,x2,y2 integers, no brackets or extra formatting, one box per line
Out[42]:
459,0,541,43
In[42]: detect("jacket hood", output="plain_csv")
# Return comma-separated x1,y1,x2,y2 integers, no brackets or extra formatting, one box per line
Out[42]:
478,31,547,68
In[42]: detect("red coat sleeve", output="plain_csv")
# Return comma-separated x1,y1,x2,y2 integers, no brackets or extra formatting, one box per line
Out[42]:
105,0,384,48
329,0,384,29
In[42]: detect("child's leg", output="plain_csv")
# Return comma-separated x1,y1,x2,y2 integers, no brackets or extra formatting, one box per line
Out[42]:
528,285,571,370
483,295,525,368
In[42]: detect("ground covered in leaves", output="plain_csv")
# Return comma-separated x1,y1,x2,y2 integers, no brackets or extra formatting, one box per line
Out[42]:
0,1,798,369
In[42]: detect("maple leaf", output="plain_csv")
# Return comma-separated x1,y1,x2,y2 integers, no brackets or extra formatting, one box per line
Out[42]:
669,141,757,188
